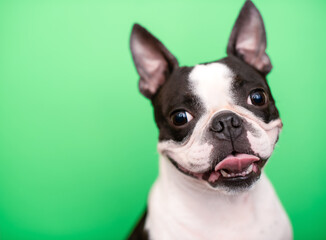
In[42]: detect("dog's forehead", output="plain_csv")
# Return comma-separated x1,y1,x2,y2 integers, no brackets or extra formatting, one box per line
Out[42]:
189,62,234,111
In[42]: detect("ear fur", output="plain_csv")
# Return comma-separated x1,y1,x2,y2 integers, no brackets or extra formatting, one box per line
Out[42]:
227,1,272,75
130,24,178,99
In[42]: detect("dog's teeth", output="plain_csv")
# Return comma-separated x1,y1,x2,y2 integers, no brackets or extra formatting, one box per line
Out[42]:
220,169,228,177
220,164,255,178
247,164,253,173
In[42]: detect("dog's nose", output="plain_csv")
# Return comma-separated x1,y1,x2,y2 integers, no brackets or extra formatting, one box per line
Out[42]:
210,111,243,141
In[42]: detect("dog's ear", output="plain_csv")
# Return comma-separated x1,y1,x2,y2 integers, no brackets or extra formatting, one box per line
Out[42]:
130,24,179,99
227,1,272,75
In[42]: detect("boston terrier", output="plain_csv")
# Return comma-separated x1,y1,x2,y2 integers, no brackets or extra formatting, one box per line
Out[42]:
128,1,292,239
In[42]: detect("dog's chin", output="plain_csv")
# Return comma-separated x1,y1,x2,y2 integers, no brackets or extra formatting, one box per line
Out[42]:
168,156,267,193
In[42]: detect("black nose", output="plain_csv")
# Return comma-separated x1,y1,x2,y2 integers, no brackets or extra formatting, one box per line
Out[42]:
210,111,243,141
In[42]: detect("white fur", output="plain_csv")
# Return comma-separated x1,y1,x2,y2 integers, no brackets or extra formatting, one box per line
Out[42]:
145,156,292,240
158,114,213,173
247,120,281,159
189,63,234,111
232,105,283,158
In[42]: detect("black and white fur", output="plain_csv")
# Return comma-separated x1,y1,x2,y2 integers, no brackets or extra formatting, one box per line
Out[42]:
129,1,292,239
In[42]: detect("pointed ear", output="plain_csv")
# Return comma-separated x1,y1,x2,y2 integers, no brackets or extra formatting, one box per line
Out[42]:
130,24,179,99
227,1,272,75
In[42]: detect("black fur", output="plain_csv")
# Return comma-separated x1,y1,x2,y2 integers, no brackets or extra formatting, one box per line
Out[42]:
127,210,148,240
151,66,204,142
221,56,279,123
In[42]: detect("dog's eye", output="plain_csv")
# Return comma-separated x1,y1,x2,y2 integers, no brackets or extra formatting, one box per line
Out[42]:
248,89,267,106
171,111,193,126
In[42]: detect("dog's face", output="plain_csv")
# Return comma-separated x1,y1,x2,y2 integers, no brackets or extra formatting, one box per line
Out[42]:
130,1,282,191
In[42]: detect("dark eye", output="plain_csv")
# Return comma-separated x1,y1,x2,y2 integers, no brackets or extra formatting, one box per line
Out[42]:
248,89,267,106
171,111,194,126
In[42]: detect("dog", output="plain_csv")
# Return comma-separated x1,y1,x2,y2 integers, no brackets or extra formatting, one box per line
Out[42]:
128,1,292,239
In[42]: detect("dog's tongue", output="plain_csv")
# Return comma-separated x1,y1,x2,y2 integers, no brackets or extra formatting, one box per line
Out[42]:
215,154,259,172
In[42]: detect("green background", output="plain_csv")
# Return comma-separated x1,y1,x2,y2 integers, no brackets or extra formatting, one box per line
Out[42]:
0,0,325,239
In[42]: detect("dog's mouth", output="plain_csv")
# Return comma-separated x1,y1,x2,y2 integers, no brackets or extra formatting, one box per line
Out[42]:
169,154,265,189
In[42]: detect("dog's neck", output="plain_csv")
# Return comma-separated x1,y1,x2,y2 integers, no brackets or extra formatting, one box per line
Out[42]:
145,155,284,240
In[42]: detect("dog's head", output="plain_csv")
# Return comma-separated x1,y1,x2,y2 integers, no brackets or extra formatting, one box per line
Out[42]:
130,1,282,192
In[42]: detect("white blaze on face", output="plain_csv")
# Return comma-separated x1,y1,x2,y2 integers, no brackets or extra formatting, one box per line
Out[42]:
189,63,235,111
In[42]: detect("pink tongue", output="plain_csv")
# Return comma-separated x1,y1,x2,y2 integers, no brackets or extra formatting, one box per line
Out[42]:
215,154,259,172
